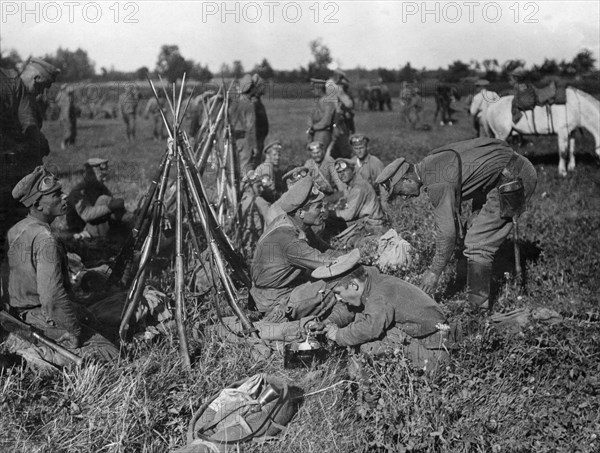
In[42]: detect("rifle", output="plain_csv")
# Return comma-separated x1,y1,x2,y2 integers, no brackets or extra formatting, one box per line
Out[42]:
0,310,83,366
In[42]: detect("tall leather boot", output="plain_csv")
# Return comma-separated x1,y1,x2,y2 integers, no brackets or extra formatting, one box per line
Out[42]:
467,261,493,310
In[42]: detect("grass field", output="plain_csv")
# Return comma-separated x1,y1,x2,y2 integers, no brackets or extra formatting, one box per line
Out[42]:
1,93,600,452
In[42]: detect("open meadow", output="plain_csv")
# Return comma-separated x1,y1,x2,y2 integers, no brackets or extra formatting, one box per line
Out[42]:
1,92,600,452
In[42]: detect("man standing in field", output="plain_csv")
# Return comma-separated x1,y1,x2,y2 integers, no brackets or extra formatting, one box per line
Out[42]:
1,57,60,302
120,84,141,141
376,137,537,311
230,73,269,177
4,166,119,368
59,86,78,150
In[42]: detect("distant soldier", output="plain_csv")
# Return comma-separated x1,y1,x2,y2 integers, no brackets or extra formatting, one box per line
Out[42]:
229,73,269,176
376,138,537,311
400,81,423,128
1,57,60,301
144,94,167,141
349,134,385,191
59,86,78,150
120,85,141,141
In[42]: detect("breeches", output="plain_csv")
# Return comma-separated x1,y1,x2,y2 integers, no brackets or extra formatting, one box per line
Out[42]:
464,156,537,264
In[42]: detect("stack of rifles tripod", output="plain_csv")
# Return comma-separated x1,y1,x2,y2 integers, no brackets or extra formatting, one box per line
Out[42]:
108,75,258,368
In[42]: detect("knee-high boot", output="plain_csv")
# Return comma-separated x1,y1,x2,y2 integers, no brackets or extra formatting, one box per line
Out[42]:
467,261,493,310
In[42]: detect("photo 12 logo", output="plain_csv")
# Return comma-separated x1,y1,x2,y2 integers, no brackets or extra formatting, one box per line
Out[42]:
1,1,140,24
201,1,340,23
401,1,540,24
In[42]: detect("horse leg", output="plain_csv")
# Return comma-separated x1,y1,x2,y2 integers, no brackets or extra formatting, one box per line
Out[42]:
557,132,569,177
568,135,576,172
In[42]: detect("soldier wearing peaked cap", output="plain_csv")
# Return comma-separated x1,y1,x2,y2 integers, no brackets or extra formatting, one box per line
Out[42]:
250,176,360,321
230,73,269,177
311,263,460,372
350,134,385,192
376,137,537,311
331,156,384,223
303,140,346,195
4,166,119,367
1,57,60,302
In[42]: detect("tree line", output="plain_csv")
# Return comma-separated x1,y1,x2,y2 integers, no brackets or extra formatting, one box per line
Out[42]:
0,38,596,85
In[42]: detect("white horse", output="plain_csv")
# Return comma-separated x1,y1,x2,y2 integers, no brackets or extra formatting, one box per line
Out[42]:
469,89,501,137
471,87,600,177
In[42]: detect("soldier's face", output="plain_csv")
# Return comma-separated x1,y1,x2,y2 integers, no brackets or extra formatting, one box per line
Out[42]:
353,144,368,160
333,279,364,307
300,201,324,226
392,177,421,200
337,167,354,184
311,148,324,163
266,149,281,166
38,190,67,217
93,165,108,182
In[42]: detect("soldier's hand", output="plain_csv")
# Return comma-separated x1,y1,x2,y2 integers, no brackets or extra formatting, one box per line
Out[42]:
57,331,79,349
108,198,125,212
324,324,339,342
419,270,440,295
306,320,326,333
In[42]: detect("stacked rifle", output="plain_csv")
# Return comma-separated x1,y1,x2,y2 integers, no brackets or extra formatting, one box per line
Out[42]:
109,75,257,369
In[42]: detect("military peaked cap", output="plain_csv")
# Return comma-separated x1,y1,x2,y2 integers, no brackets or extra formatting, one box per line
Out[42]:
278,176,324,213
350,134,369,146
28,58,60,82
12,166,62,207
86,158,109,168
376,158,409,188
311,248,361,279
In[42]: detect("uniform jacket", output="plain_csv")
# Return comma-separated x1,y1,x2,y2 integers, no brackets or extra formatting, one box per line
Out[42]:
250,214,339,312
355,154,385,190
0,68,44,178
334,267,446,347
66,173,113,231
304,155,345,194
230,95,269,154
336,174,385,223
416,137,514,275
7,215,81,337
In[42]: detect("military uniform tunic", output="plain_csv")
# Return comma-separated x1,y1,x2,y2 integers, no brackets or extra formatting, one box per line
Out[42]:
355,154,385,190
415,137,537,274
66,174,113,233
336,174,385,225
304,155,345,194
250,214,340,315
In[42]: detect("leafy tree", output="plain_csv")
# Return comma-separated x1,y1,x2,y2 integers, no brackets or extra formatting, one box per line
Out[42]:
190,62,213,82
398,62,418,82
307,38,332,80
219,63,232,78
501,59,526,81
559,59,576,77
134,66,150,80
444,60,471,82
0,43,21,70
377,68,397,83
156,45,191,84
43,47,95,81
571,49,596,75
253,58,275,80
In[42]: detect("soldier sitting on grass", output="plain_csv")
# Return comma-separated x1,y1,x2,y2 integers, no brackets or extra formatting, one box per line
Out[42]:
3,166,121,370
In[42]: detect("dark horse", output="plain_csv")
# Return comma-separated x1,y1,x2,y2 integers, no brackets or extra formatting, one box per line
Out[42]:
434,84,460,125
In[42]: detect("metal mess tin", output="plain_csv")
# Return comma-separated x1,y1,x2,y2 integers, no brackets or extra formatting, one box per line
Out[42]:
283,335,327,369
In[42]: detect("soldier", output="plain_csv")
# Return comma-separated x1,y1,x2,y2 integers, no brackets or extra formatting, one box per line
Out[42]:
59,86,78,150
230,73,269,176
376,137,537,310
350,134,385,191
315,264,460,372
66,158,131,240
144,93,167,141
303,141,345,195
120,84,141,141
4,166,119,367
253,140,284,201
250,176,358,321
326,158,386,243
1,57,60,302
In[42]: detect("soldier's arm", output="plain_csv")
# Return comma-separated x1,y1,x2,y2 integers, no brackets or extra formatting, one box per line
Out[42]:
75,197,112,222
427,184,458,276
35,235,82,339
311,99,336,130
335,298,393,346
242,102,258,151
284,235,340,270
336,185,365,221
17,84,42,153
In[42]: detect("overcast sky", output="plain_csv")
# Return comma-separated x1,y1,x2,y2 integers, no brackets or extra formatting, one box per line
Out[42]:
1,1,599,72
